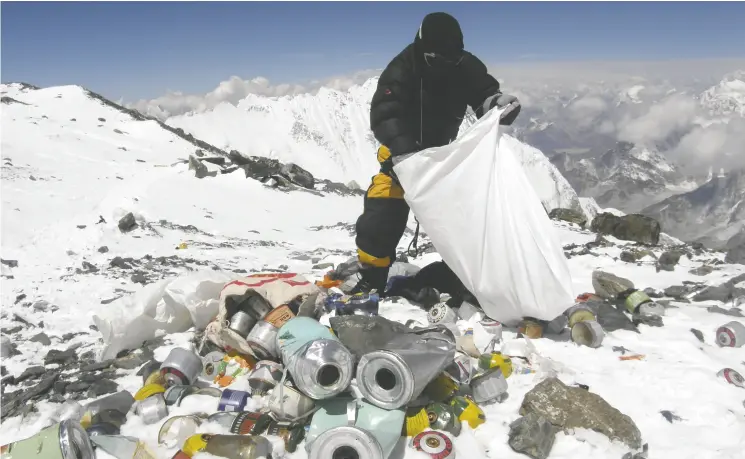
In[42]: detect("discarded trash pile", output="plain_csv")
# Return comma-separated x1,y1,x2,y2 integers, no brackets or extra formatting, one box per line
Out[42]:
2,262,743,459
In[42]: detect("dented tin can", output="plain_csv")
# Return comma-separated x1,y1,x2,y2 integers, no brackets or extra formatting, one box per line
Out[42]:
308,426,384,459
0,419,94,459
276,316,355,400
242,294,274,320
229,411,267,435
624,290,665,316
449,396,485,429
134,383,166,401
564,304,597,328
248,360,284,395
86,409,128,437
158,415,205,448
264,304,296,329
192,434,273,459
307,397,404,459
208,412,241,430
426,402,462,437
135,393,169,425
217,389,251,412
571,320,605,348
444,352,473,385
200,351,226,382
228,310,256,338
718,368,745,388
81,391,135,425
518,319,544,339
428,303,458,325
424,373,459,403
546,314,569,334
410,430,455,459
264,420,306,453
160,347,203,387
89,435,157,459
477,352,513,378
163,385,197,406
716,321,745,348
267,381,316,420
470,368,509,405
403,406,430,437
246,319,279,360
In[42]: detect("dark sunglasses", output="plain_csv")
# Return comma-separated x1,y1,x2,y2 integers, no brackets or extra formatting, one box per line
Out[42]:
424,51,464,68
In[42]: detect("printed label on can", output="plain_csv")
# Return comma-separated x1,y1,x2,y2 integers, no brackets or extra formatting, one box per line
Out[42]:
265,305,296,329
403,407,430,437
410,431,455,459
424,374,459,402
182,434,209,456
231,411,262,435
518,320,543,339
719,368,745,388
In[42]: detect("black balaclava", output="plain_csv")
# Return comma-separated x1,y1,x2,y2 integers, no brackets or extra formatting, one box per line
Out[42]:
415,12,464,63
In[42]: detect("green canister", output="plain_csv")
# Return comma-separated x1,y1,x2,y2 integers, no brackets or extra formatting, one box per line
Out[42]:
306,395,405,459
0,420,94,459
426,402,462,437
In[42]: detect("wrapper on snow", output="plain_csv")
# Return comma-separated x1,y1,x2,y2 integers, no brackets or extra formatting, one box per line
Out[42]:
392,107,575,323
205,273,320,357
92,271,235,361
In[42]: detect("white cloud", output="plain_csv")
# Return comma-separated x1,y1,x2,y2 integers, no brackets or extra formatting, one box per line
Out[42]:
128,70,380,120
615,95,699,145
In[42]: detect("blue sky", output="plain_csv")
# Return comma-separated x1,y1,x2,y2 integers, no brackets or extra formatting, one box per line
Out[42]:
2,1,744,102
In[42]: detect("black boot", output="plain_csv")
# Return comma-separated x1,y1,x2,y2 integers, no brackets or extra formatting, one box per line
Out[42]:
350,267,389,295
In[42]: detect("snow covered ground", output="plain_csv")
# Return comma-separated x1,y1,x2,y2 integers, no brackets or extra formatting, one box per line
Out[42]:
2,83,745,459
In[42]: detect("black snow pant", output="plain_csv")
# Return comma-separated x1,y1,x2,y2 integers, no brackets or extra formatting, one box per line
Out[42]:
354,145,410,290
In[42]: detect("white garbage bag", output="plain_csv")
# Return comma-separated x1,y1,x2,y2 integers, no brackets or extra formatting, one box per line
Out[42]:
92,270,235,361
392,107,574,323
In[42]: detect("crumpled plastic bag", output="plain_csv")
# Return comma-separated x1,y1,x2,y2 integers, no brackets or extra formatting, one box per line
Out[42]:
392,106,575,323
92,270,235,361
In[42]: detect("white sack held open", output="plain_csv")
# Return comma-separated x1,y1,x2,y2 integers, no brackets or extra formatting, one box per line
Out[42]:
392,107,575,323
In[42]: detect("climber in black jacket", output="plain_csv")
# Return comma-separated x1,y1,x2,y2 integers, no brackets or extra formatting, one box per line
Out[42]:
351,12,522,295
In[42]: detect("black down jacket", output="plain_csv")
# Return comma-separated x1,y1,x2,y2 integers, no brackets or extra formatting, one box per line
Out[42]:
370,42,502,158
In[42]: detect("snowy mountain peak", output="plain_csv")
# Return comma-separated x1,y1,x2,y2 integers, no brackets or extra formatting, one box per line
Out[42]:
700,70,745,116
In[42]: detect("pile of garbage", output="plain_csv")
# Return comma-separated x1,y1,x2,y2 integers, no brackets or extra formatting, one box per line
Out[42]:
2,261,743,459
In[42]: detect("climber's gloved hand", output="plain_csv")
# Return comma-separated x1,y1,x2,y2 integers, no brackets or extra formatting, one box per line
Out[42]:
490,93,521,126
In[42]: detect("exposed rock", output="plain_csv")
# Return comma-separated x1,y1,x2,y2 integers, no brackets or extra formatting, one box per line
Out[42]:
81,261,99,273
643,288,663,299
725,244,745,265
131,272,148,284
280,162,315,189
591,213,661,245
188,155,215,179
65,381,92,393
291,254,311,261
201,156,226,166
118,213,137,233
632,313,664,327
44,349,77,365
16,366,46,383
620,252,637,263
664,285,689,299
520,377,642,449
30,332,52,346
194,149,205,157
690,328,705,343
241,156,283,179
1,372,59,420
87,378,118,397
114,352,150,370
1,335,21,357
660,410,683,423
706,306,744,317
657,250,683,271
109,256,133,269
81,359,115,372
549,208,587,228
689,265,714,276
347,180,361,190
312,262,335,270
98,246,109,253
228,149,251,166
693,274,745,302
592,270,635,299
1,259,18,268
508,412,557,459
585,301,638,333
